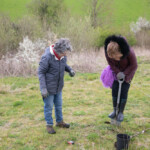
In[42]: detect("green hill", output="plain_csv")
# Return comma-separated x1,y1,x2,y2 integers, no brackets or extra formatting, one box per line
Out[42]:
65,0,150,28
112,0,150,27
0,0,31,20
0,0,150,28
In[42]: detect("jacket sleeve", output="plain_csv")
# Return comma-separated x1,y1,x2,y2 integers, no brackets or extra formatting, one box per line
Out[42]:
105,51,120,74
124,49,138,82
64,57,72,72
38,55,50,91
65,64,72,72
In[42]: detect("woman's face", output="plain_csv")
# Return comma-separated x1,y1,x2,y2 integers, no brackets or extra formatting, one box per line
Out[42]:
108,52,123,61
58,51,70,57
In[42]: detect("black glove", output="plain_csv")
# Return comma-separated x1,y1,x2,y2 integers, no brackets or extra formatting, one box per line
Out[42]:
117,72,125,80
69,69,75,77
41,88,49,98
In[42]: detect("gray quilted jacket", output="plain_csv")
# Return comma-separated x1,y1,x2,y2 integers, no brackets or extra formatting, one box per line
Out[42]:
38,47,72,94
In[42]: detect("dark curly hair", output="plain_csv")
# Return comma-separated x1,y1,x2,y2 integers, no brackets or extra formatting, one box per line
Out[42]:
104,35,130,59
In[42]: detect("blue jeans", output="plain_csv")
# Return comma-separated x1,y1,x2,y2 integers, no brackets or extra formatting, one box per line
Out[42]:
43,91,63,126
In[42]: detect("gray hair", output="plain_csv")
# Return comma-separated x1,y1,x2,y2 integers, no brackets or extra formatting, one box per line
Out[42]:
54,38,72,54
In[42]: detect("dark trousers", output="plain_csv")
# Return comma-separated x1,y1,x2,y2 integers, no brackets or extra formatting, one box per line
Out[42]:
112,80,130,99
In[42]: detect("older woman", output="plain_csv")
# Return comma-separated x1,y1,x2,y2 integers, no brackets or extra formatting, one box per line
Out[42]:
38,38,75,134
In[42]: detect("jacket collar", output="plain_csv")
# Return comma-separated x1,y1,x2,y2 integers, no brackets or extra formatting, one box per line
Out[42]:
50,45,64,60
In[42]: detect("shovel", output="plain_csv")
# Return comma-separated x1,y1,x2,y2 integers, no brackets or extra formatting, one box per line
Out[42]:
111,78,124,126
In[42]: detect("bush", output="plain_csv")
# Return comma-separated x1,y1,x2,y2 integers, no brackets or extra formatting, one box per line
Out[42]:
0,34,57,77
123,32,136,46
17,16,44,40
130,17,150,48
52,15,99,51
28,0,65,26
95,27,137,48
135,29,150,48
52,13,136,51
0,36,47,77
0,14,20,56
95,27,118,48
0,14,45,57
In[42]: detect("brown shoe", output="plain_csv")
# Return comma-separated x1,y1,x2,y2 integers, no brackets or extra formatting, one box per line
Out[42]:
56,121,70,128
46,125,56,134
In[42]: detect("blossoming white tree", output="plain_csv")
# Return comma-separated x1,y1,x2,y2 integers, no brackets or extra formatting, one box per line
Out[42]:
130,17,150,47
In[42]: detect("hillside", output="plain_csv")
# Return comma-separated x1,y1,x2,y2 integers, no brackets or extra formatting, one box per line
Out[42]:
0,0,150,28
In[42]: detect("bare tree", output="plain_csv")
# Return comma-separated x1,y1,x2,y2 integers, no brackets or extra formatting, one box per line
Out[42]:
28,0,65,26
85,0,114,27
91,0,99,27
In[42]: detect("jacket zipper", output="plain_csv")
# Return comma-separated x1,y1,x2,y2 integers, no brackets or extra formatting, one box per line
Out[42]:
57,61,60,93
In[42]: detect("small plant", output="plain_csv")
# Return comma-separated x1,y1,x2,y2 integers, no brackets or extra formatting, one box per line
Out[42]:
73,111,86,116
13,101,24,107
87,133,99,142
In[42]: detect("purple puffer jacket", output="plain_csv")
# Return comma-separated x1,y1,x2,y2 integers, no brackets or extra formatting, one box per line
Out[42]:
104,35,138,83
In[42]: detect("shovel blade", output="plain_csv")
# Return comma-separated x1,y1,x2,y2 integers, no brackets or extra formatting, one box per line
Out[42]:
111,119,121,126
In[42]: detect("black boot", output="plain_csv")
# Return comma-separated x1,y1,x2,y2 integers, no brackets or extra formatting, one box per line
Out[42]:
117,99,127,122
108,97,117,119
109,108,116,119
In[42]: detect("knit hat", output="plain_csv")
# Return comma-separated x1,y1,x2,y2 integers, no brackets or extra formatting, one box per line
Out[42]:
54,38,72,54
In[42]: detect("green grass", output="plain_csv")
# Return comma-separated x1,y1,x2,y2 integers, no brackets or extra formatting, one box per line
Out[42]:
0,57,150,149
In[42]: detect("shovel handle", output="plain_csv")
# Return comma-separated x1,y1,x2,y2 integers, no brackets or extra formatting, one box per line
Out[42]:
118,78,125,84
116,79,124,117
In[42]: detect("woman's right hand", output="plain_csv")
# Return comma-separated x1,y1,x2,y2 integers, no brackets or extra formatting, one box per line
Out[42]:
41,88,49,98
117,72,125,80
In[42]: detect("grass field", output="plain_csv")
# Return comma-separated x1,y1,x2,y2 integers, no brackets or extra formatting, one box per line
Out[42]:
0,56,150,149
0,0,150,28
